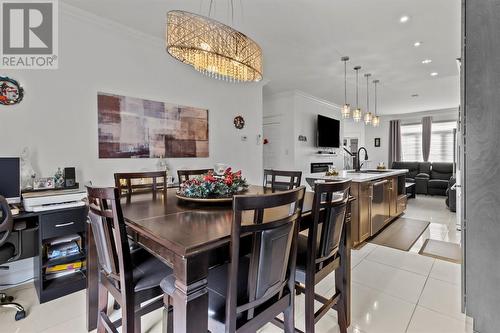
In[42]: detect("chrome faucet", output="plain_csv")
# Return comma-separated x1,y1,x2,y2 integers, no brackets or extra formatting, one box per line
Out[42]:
355,147,369,171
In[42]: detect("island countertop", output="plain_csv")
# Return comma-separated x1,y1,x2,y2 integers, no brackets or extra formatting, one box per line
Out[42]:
304,169,410,246
306,169,408,183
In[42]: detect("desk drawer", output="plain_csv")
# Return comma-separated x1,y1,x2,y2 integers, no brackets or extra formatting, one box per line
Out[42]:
41,208,86,239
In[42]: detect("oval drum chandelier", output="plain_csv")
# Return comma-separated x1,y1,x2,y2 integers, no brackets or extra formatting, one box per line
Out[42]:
166,10,263,83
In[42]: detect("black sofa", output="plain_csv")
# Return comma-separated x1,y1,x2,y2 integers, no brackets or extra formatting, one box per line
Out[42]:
391,161,431,194
428,162,454,196
392,161,453,196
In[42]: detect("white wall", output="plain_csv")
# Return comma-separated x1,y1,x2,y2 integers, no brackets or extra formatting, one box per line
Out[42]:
365,108,459,166
263,90,343,178
293,92,344,173
263,91,459,172
262,92,295,169
343,119,366,148
0,4,264,187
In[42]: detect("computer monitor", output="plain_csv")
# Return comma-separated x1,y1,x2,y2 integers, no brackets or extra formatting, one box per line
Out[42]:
0,157,21,204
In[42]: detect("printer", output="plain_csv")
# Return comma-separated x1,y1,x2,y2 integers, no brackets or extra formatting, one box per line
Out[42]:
23,188,87,212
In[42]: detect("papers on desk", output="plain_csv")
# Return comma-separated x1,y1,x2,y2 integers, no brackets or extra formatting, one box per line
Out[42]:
44,234,86,280
47,235,81,260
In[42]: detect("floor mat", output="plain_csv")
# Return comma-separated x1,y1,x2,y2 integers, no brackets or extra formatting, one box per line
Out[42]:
369,217,430,251
419,239,462,263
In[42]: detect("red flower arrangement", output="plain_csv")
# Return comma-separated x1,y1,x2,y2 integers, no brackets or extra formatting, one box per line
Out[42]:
177,168,248,199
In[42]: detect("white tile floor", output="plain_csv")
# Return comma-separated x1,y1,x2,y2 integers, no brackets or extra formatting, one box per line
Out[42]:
1,195,472,333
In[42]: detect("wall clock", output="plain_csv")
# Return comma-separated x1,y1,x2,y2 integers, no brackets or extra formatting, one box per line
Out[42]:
0,76,24,105
233,115,245,129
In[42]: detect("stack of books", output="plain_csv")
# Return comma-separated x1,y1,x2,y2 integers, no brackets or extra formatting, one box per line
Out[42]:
45,235,86,280
45,261,86,280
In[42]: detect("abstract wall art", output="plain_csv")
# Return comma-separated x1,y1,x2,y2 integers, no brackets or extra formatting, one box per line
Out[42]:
97,93,209,158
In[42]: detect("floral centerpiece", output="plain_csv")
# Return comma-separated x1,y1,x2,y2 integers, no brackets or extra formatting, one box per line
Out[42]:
177,168,248,199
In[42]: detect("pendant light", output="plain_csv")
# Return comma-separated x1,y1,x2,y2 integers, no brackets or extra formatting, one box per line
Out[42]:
340,56,351,118
167,10,263,82
372,79,381,127
352,66,362,122
364,73,373,125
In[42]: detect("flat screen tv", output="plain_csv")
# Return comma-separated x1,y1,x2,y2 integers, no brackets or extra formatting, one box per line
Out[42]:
317,115,340,148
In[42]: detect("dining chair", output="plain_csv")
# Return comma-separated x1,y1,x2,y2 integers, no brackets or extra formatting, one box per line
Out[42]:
263,169,302,191
86,185,173,333
295,179,351,333
161,186,306,333
114,171,167,200
177,168,213,184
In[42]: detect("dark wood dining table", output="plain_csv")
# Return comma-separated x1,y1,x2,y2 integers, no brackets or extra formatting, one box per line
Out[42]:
85,185,352,333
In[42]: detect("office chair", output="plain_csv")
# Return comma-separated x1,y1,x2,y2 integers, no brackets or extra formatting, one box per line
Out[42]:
0,195,26,321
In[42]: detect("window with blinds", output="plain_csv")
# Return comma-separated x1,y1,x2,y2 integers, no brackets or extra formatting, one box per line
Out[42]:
401,123,423,162
401,121,456,162
429,121,456,162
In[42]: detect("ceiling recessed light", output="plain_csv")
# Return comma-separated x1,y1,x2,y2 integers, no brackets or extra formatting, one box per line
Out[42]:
422,59,432,64
400,16,410,23
411,94,419,97
413,41,422,47
430,72,438,77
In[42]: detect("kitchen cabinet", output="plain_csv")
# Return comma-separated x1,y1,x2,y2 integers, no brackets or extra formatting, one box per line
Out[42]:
350,182,372,244
389,177,398,217
307,169,408,247
348,173,408,247
371,179,391,236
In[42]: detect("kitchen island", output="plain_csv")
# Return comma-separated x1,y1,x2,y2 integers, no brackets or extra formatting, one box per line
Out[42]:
306,169,409,246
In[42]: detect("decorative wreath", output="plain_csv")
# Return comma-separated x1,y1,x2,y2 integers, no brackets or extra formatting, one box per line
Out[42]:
233,115,245,129
0,76,24,105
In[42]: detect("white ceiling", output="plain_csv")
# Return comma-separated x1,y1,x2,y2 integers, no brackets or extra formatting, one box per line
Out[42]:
64,0,461,115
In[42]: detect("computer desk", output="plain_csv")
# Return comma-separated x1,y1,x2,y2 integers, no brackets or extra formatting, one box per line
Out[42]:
9,206,87,303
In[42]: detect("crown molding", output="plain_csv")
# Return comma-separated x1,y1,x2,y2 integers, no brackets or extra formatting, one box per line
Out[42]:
292,90,342,110
264,89,342,110
384,107,458,118
60,2,269,89
60,2,164,48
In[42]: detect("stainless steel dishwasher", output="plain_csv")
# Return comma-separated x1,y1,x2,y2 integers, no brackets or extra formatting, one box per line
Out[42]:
370,179,391,235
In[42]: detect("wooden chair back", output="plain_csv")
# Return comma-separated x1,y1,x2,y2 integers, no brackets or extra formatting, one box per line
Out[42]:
263,169,302,191
226,186,306,331
177,169,213,184
86,185,137,332
114,171,166,200
87,185,167,332
309,180,351,269
86,186,131,284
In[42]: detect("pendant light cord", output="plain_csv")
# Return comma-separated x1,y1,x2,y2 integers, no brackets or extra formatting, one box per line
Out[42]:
231,0,234,24
355,68,359,108
209,0,236,24
344,61,347,104
209,0,214,17
366,75,370,113
374,81,377,116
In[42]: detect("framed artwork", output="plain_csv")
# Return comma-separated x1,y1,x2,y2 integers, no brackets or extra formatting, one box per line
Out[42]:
374,138,381,147
97,93,209,158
